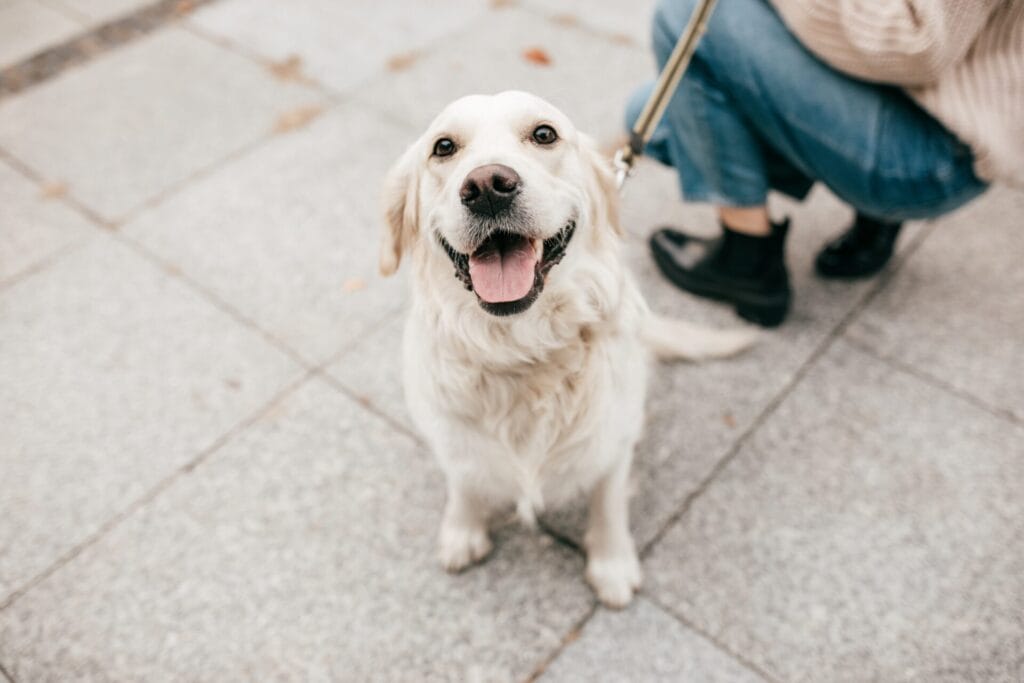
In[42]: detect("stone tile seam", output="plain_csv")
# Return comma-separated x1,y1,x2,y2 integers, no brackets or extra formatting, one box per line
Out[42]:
842,335,1024,428
0,237,89,294
314,367,428,449
112,228,435,442
0,369,316,614
306,306,406,378
179,21,345,106
637,218,935,561
642,594,785,683
110,230,315,370
0,146,113,228
0,0,225,100
107,93,341,229
523,602,599,683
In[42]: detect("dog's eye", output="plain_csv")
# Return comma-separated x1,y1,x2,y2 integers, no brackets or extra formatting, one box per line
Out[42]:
532,125,558,145
432,138,457,158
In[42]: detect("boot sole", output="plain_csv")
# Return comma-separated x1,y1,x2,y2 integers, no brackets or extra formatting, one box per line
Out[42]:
652,241,790,328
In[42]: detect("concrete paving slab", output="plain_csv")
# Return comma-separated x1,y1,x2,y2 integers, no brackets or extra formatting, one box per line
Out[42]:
540,598,767,682
190,0,490,94
847,186,1024,421
643,340,1024,683
326,313,411,430
353,5,653,143
44,0,155,25
0,235,302,604
0,378,594,682
0,27,323,221
0,159,92,286
0,0,83,68
125,103,413,366
522,0,658,47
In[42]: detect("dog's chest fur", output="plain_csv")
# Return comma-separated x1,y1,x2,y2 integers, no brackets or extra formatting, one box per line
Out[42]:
405,276,648,512
437,324,600,454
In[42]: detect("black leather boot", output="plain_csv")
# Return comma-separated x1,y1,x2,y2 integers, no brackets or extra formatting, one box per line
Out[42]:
650,219,791,327
815,213,903,279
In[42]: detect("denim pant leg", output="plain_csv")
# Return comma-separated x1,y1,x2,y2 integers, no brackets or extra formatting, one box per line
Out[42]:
632,0,988,221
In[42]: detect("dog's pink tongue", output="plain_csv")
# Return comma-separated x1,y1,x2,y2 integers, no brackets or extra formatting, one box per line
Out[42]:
469,241,537,303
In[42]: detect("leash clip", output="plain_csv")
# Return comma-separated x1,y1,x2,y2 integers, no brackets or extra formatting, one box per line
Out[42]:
613,147,634,191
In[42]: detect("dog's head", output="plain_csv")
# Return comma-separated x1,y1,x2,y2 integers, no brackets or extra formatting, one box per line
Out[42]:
380,91,619,317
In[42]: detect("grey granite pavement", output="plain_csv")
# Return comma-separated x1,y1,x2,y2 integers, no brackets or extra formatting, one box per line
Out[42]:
1,1,1021,681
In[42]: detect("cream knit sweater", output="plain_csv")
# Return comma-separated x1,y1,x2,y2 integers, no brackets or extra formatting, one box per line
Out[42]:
769,0,1024,186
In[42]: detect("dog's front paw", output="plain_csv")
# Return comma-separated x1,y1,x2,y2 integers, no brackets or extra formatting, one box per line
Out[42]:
438,524,493,573
586,553,642,608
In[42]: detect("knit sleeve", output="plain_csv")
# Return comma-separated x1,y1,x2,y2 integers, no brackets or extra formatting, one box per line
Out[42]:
769,0,1003,85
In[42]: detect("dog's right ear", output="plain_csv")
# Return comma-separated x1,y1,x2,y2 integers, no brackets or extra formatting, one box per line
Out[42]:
379,143,422,276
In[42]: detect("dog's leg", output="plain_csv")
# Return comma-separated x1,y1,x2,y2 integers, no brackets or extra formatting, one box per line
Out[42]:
439,480,493,573
584,455,641,608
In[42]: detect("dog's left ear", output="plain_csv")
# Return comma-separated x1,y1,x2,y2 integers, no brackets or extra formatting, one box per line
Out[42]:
581,134,623,237
379,142,422,276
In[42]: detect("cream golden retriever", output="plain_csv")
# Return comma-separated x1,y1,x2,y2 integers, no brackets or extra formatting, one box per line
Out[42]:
380,91,754,607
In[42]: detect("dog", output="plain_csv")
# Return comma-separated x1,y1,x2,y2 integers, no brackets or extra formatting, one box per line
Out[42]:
379,91,755,607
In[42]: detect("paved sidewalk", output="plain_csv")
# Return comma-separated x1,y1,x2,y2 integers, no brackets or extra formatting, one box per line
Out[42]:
1,1,1022,681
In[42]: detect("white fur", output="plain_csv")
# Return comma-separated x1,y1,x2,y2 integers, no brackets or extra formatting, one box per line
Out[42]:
380,91,755,607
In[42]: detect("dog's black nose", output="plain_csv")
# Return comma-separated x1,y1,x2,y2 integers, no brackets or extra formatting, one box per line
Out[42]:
460,164,521,217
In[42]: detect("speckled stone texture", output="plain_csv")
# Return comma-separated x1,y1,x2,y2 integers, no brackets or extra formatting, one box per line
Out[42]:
848,186,1024,422
0,159,91,285
643,340,1024,683
124,104,412,366
352,5,654,142
0,28,323,221
0,235,302,604
0,380,594,683
540,598,768,682
190,0,492,94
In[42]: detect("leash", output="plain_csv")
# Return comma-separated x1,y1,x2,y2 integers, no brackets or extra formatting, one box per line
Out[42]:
613,0,719,190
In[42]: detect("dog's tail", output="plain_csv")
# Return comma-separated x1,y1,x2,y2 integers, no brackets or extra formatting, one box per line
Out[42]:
641,314,759,362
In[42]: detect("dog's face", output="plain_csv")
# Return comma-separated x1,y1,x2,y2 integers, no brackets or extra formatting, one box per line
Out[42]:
380,91,618,316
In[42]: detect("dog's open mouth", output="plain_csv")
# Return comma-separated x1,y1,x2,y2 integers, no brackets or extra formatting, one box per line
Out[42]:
438,221,576,316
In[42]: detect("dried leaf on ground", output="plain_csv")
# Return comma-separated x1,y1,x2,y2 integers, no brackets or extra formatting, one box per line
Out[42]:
342,277,366,293
490,0,516,8
268,55,304,81
272,105,324,134
39,181,68,199
386,51,419,72
551,13,579,27
173,0,196,16
522,47,552,66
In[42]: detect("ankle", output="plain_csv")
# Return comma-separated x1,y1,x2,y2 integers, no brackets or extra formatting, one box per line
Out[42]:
719,206,771,236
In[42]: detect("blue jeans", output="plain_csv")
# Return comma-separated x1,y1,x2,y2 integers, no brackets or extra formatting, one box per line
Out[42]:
628,0,988,221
